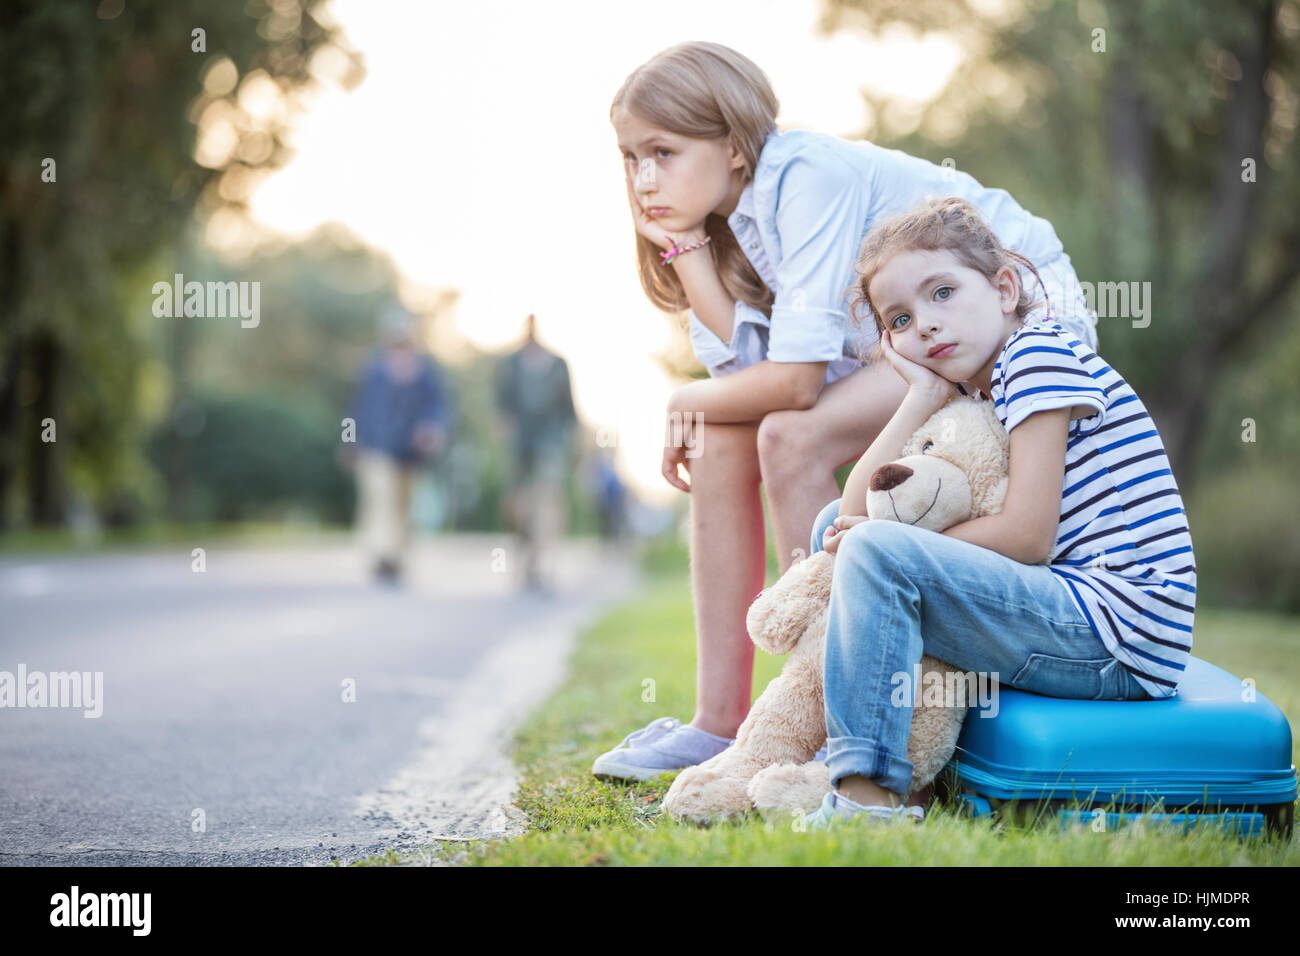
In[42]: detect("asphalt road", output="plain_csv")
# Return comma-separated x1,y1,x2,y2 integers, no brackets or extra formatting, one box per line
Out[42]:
0,533,640,866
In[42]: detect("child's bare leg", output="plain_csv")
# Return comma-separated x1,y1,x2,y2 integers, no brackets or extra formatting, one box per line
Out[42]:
838,776,931,809
683,420,765,739
838,774,907,808
758,363,910,575
759,365,925,800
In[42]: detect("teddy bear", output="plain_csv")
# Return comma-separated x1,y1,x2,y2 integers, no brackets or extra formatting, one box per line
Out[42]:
663,394,1014,824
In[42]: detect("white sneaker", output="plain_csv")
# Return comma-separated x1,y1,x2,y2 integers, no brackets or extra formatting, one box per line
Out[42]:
591,716,734,781
805,790,925,830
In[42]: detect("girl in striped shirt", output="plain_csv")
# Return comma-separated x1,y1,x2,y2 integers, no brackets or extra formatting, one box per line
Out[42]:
805,196,1195,828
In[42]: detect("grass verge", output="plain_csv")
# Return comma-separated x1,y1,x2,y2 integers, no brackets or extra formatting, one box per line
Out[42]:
355,534,1300,866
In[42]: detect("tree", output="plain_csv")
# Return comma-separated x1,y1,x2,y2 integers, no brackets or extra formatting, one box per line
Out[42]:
0,0,362,527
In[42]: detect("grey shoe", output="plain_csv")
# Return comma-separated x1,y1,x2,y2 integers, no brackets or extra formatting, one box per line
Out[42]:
592,716,734,781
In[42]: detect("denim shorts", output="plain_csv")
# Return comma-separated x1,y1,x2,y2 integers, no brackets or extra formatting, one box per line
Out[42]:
809,496,1150,795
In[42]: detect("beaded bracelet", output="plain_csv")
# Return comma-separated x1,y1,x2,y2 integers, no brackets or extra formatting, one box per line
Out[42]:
659,233,711,266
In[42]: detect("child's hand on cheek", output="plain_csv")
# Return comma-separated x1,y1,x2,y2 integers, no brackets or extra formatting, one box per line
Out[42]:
624,172,705,252
881,330,958,403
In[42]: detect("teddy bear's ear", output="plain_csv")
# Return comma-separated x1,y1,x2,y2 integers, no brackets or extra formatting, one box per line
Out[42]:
746,550,834,656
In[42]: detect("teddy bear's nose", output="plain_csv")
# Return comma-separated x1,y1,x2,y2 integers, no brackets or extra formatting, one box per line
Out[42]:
870,463,913,492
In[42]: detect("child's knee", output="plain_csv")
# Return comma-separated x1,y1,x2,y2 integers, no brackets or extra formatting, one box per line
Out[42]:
809,497,843,554
839,516,917,559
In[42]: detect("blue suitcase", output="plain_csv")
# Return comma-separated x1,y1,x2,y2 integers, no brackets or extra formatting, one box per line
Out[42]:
936,656,1297,839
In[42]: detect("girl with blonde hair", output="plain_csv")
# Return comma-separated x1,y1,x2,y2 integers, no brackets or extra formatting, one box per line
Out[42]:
593,40,1101,782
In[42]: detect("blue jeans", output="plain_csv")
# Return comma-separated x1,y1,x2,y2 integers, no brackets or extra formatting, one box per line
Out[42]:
809,497,1151,797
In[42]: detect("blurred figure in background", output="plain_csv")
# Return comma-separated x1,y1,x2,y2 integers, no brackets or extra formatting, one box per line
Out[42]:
495,313,577,593
591,447,627,542
347,306,454,584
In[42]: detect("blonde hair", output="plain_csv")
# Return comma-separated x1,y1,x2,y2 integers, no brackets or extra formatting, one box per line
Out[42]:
847,196,1049,364
610,41,778,318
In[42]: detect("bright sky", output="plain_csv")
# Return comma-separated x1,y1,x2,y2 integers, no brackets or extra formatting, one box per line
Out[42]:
245,0,960,504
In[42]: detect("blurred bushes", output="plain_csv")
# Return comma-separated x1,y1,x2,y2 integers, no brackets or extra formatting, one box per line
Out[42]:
148,389,351,524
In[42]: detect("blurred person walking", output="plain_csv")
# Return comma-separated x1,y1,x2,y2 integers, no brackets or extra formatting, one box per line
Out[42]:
346,306,455,584
495,313,578,593
591,447,628,542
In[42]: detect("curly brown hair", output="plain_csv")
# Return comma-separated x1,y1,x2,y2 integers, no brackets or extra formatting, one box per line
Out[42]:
847,196,1050,364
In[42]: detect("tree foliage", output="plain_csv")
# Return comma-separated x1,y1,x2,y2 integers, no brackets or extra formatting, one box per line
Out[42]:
0,0,361,527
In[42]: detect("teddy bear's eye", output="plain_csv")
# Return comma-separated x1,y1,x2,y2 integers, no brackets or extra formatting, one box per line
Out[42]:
922,440,934,453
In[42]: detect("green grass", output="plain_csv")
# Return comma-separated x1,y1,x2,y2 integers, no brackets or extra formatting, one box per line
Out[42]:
354,534,1300,866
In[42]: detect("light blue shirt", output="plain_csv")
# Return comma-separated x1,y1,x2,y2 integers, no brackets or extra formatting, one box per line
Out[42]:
689,128,1093,384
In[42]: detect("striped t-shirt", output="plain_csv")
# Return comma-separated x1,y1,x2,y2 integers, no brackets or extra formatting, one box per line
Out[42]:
957,322,1196,699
